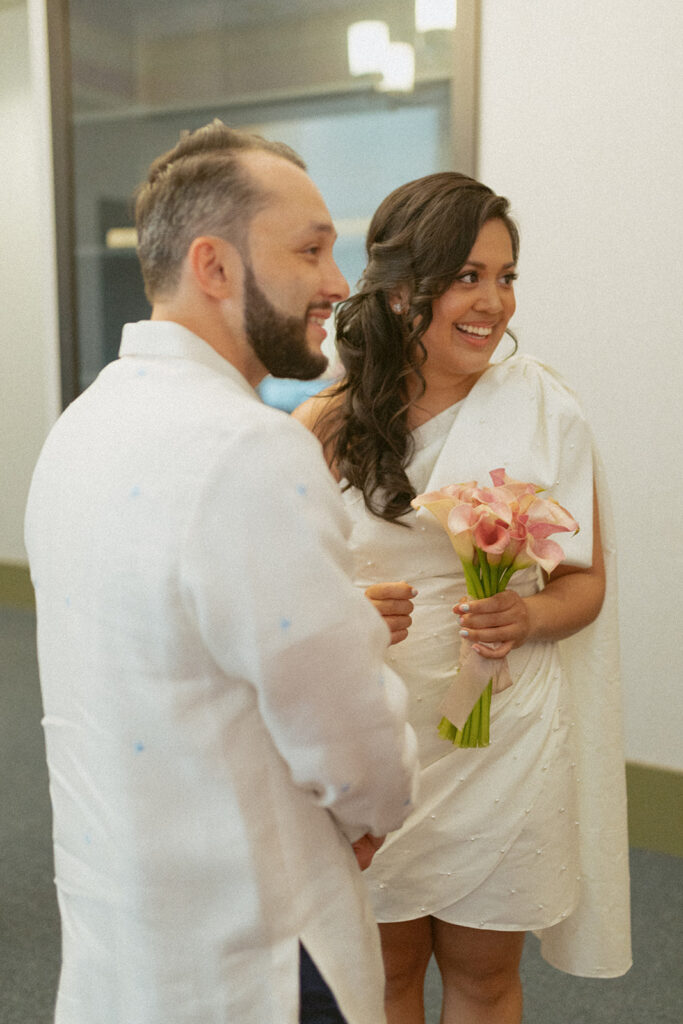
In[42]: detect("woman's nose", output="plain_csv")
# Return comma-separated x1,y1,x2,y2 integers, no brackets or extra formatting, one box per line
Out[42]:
474,279,504,313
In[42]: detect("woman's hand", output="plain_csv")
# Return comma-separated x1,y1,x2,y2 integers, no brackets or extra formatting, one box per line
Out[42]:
454,590,531,659
455,492,607,657
365,581,417,646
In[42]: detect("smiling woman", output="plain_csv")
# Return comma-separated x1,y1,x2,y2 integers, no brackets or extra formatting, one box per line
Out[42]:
293,170,631,1022
296,171,521,522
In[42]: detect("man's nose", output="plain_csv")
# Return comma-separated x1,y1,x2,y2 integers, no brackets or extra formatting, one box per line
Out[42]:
322,257,350,303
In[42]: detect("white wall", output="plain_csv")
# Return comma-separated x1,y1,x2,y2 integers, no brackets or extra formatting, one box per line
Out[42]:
478,0,683,771
0,0,60,563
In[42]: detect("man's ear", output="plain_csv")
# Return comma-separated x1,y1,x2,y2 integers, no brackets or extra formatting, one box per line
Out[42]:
187,235,243,300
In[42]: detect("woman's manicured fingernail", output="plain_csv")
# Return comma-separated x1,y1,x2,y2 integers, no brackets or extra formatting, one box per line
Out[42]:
459,628,469,638
410,588,418,597
459,603,470,613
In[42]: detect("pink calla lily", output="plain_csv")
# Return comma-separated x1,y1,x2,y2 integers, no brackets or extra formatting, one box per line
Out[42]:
472,515,511,556
524,494,579,536
489,467,541,496
412,490,477,562
411,469,579,748
519,530,567,575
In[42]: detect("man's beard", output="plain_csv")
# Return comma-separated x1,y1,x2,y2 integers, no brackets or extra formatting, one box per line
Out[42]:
243,261,329,380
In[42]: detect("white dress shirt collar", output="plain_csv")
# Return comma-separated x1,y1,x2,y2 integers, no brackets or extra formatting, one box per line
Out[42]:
119,320,258,400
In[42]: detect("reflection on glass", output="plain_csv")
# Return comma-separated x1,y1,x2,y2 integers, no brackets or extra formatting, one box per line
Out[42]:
65,0,463,399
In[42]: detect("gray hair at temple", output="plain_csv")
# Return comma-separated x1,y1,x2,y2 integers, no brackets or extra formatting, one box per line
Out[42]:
134,119,306,302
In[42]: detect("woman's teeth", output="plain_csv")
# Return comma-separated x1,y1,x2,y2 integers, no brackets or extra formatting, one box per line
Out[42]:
456,324,493,337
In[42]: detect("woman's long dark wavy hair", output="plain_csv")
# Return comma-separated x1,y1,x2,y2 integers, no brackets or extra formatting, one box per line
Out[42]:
322,172,519,524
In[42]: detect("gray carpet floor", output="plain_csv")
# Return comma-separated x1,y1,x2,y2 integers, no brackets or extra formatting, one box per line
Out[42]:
1,606,681,1023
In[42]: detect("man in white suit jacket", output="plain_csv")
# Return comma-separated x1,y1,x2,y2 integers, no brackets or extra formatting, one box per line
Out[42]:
25,122,418,1024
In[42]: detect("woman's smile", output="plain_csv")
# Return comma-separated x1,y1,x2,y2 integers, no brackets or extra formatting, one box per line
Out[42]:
454,321,497,346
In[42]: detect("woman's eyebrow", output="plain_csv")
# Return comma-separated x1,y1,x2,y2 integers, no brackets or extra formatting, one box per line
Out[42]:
462,260,517,269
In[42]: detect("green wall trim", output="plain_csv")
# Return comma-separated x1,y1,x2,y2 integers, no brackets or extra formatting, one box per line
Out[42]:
0,562,680,856
626,762,683,858
0,562,35,610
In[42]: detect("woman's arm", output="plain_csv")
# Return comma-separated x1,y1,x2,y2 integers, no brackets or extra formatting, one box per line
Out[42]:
455,488,606,659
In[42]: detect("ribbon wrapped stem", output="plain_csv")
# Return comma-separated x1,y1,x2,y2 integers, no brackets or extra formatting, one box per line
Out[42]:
438,546,513,748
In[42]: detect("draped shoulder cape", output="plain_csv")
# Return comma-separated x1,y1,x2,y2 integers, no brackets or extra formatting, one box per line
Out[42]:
424,354,632,977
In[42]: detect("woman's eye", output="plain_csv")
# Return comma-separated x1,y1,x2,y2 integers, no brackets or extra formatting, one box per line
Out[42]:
500,272,518,286
457,272,478,284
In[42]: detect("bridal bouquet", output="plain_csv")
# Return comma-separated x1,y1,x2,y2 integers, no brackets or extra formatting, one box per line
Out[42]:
411,469,578,748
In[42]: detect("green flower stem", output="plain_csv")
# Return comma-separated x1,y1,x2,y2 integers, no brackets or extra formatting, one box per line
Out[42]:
497,563,517,591
438,716,458,743
469,687,481,737
480,681,492,745
475,547,499,599
461,560,485,600
445,550,511,749
478,551,492,594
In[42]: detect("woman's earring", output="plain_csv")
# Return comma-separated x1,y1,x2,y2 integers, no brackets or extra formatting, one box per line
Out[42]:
392,303,403,314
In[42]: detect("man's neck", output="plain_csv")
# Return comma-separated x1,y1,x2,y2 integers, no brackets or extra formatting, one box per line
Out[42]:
150,304,267,387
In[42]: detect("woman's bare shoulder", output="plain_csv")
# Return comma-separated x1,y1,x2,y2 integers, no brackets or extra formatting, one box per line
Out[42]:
291,385,344,438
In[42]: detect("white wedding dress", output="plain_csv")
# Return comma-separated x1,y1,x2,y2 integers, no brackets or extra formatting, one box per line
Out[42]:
341,355,632,977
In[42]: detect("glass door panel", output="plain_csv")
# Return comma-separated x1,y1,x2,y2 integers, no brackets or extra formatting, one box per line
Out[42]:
56,0,477,402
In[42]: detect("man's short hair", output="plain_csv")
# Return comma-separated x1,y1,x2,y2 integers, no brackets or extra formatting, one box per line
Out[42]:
134,119,306,302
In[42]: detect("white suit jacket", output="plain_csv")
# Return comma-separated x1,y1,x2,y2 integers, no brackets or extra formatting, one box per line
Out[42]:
25,321,419,1024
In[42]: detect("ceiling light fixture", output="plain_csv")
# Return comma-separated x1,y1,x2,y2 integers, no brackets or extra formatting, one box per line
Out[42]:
377,42,415,93
347,20,390,76
415,0,457,33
